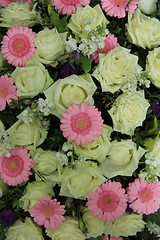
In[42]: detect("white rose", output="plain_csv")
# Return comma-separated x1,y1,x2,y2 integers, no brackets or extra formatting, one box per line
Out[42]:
35,28,67,65
125,8,160,49
5,217,44,240
92,46,141,93
11,61,53,98
108,91,150,136
44,73,97,118
138,0,157,15
19,181,54,211
146,47,160,88
0,2,40,28
68,4,109,38
73,124,112,163
59,161,106,199
46,216,85,240
100,139,146,178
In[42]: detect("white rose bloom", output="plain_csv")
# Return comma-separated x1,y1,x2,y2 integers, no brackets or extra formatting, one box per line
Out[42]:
108,91,150,136
138,0,157,15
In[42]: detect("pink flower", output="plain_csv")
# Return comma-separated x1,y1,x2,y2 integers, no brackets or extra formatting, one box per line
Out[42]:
51,0,90,15
0,75,17,111
30,196,66,229
127,178,160,215
86,180,128,222
1,26,36,67
101,0,139,18
60,102,104,145
0,0,33,7
0,146,34,186
92,33,119,63
102,236,123,240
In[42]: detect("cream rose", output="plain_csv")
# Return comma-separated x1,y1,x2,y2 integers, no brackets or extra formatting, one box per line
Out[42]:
44,73,97,118
19,181,54,211
138,0,157,15
125,8,160,49
82,208,104,238
35,28,67,65
59,161,106,199
30,148,63,187
7,119,47,150
73,124,112,163
108,91,150,136
11,61,53,98
68,4,109,38
100,139,146,178
0,178,8,198
5,217,44,240
146,47,160,88
109,213,145,237
0,2,40,28
145,135,160,157
92,46,141,93
46,216,85,240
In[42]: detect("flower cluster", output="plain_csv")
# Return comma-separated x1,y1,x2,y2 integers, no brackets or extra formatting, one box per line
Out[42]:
1,0,160,240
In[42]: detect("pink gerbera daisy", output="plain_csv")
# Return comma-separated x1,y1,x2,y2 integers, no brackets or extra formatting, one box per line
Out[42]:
92,33,119,63
30,196,66,229
86,180,128,222
51,0,90,15
60,102,104,145
1,26,36,67
0,146,34,186
127,178,160,215
101,0,138,18
0,75,17,111
0,0,32,7
102,236,123,240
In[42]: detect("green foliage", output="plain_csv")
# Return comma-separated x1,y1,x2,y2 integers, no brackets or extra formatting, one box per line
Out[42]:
80,55,92,73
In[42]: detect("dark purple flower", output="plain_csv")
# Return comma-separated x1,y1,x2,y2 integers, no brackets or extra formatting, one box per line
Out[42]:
0,210,15,226
21,97,37,108
151,99,160,115
60,63,79,78
72,50,80,61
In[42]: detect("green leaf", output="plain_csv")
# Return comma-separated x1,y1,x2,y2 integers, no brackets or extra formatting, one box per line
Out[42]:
80,55,92,73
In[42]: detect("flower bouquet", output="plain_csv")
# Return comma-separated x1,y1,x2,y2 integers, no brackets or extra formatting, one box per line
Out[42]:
1,0,160,239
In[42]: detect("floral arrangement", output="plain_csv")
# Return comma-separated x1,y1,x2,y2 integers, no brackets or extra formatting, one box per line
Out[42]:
1,0,160,239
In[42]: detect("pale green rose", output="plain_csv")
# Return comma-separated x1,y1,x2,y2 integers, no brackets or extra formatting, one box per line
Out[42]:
125,8,160,49
100,139,146,178
108,213,145,237
0,178,8,198
19,181,54,211
30,148,63,187
92,46,142,93
44,73,97,118
146,47,160,88
73,124,112,163
46,216,85,240
7,119,47,150
0,2,40,28
82,208,104,238
138,0,157,14
5,217,44,240
68,4,109,38
35,28,67,66
11,61,53,98
108,91,150,136
59,161,106,199
145,135,160,157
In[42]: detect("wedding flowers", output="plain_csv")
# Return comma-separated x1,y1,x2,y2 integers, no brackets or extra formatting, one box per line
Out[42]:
1,25,36,67
60,102,104,145
0,146,34,186
127,178,160,215
0,75,17,111
30,196,66,229
87,180,128,222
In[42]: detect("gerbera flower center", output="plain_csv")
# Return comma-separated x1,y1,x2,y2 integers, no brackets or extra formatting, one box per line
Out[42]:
1,155,24,177
8,34,31,58
44,208,53,217
71,112,92,135
98,191,120,212
0,88,7,97
60,0,79,5
138,188,153,203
